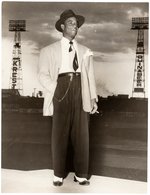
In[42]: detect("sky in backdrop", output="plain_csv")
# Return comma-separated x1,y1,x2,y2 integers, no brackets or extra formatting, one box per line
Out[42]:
2,1,149,97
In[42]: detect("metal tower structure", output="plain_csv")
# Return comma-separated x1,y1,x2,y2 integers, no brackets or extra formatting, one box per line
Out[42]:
9,20,26,95
131,17,148,98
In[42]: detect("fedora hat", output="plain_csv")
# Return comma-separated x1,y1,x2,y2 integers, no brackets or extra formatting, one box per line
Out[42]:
55,9,85,32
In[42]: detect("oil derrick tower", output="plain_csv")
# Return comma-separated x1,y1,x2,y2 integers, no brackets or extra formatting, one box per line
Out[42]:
131,17,148,98
9,20,26,95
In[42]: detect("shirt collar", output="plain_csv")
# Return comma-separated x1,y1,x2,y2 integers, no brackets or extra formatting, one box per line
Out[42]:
61,37,77,45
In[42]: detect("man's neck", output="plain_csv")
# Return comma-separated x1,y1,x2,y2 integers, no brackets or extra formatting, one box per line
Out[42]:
63,35,75,41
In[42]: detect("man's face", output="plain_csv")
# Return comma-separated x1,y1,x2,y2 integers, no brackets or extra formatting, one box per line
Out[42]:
61,17,78,40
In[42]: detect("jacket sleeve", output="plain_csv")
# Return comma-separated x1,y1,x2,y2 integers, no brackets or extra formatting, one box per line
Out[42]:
38,48,57,93
87,51,98,102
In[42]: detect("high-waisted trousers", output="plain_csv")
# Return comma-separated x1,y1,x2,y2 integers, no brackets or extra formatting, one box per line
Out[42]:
52,73,89,178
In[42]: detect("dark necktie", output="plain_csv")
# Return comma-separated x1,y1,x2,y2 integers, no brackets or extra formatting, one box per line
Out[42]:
69,41,78,71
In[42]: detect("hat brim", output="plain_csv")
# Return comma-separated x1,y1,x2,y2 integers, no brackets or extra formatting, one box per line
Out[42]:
55,15,85,32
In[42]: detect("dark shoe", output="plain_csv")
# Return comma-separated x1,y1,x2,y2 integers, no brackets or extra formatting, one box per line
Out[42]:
74,176,90,185
53,181,63,186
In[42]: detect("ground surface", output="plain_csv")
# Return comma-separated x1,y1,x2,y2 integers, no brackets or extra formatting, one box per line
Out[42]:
1,169,147,193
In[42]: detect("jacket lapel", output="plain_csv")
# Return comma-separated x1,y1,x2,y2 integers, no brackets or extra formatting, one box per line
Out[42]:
54,41,62,69
77,44,83,67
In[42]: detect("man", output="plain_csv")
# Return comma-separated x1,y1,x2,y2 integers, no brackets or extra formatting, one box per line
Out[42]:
38,9,98,186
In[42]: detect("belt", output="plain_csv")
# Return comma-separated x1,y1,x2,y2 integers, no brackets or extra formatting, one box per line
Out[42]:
58,72,81,78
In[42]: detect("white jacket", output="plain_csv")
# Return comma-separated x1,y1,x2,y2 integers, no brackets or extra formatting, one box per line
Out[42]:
38,40,98,116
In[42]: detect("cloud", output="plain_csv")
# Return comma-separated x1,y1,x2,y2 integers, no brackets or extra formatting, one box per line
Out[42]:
22,40,40,55
93,51,110,62
127,7,148,19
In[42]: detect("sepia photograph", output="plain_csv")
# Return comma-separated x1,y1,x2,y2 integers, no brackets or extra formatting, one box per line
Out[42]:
1,0,148,193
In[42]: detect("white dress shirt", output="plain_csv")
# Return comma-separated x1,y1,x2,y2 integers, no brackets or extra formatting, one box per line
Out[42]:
59,37,81,74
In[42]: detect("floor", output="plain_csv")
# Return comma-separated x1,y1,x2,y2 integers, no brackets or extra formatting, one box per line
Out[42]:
1,169,147,193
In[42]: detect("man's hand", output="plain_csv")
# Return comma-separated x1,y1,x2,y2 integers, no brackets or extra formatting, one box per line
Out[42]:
90,99,98,114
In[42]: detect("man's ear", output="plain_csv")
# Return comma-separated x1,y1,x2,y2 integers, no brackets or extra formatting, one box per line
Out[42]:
61,24,64,31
